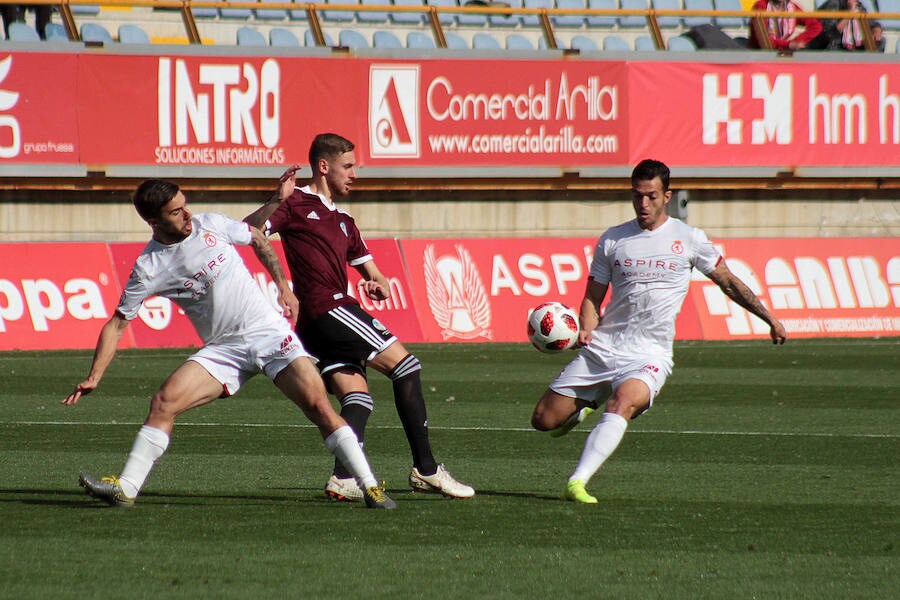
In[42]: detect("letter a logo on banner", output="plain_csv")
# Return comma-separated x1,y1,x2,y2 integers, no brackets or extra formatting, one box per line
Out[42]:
369,65,419,158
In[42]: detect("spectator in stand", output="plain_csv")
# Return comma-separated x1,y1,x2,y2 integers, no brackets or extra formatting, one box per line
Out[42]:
1,4,52,40
808,0,885,51
748,0,823,50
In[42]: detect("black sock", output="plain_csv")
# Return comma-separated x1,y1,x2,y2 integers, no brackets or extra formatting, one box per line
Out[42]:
332,392,373,479
390,355,438,475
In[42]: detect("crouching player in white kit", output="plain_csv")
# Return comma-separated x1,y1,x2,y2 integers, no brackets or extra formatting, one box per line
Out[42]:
63,179,395,509
531,160,787,504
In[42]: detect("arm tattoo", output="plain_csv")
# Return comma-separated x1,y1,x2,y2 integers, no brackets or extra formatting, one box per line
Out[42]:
251,230,287,283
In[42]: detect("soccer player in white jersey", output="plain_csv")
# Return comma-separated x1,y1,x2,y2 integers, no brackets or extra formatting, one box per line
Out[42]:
531,159,787,504
63,179,395,509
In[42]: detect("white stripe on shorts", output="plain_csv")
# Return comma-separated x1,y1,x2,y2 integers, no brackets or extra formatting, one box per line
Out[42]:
330,305,389,349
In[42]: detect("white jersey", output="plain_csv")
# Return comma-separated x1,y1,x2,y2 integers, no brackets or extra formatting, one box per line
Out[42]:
589,217,721,359
117,213,283,344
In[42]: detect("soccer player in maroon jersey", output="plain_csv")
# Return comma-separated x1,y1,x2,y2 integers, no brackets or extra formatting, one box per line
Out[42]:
245,133,474,501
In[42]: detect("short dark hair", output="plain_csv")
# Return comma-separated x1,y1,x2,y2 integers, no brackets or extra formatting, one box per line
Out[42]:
309,133,354,168
133,179,180,222
631,159,670,191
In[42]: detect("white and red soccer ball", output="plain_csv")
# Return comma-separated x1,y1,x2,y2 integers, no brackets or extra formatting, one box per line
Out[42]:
527,302,579,353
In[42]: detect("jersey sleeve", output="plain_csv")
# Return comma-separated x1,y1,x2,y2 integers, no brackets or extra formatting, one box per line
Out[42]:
116,266,152,321
204,213,252,246
588,236,612,284
264,198,292,237
345,217,373,267
691,228,722,275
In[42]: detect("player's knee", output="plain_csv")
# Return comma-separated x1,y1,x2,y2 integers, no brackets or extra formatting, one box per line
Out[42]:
149,389,178,419
530,405,555,431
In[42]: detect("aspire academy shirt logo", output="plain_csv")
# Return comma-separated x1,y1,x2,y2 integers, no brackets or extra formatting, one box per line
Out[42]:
369,65,420,158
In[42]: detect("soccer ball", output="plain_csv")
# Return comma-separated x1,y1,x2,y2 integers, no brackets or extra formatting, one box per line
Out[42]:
527,302,579,353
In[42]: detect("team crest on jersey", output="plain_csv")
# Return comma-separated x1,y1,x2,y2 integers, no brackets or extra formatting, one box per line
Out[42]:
372,318,387,332
671,240,684,254
423,244,492,340
204,233,217,247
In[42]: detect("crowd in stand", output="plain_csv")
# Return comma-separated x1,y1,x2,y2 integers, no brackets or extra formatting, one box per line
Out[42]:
0,0,889,51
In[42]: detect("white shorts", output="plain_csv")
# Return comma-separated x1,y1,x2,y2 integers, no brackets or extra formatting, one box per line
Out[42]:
549,347,673,410
188,321,311,396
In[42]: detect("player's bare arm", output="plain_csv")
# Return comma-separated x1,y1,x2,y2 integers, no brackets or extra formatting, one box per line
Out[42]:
707,262,787,345
355,261,391,301
244,164,301,229
578,279,608,346
249,226,299,324
62,313,130,405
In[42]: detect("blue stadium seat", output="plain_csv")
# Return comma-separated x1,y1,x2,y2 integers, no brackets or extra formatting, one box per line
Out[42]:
444,31,468,48
270,27,301,46
407,30,436,48
456,0,489,25
44,23,69,41
570,34,600,50
553,0,586,27
506,33,535,49
71,5,100,15
256,1,289,20
323,0,356,22
879,0,900,31
618,0,648,27
290,0,310,20
305,28,335,45
358,0,391,23
373,30,403,47
653,0,683,28
713,0,746,28
8,22,40,41
473,32,502,48
428,0,458,26
667,34,697,50
603,34,630,49
80,22,113,44
490,0,524,26
537,34,563,48
635,34,656,50
118,24,151,44
221,5,253,18
684,0,714,28
339,29,369,47
237,26,267,46
523,0,552,27
586,0,618,28
392,0,426,24
190,2,220,19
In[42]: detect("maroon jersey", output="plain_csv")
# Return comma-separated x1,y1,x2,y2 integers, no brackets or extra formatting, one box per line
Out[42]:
264,186,372,325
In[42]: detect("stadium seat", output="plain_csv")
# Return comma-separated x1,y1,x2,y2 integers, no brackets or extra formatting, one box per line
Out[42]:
323,0,355,22
70,5,100,15
456,0,489,25
523,0,552,27
444,31,469,48
44,23,68,41
473,32,502,48
570,34,600,50
339,29,369,47
553,0,586,27
428,0,458,26
713,0,746,29
221,5,253,19
373,30,403,47
667,34,697,50
392,0,426,24
635,34,656,50
270,27,301,46
490,0,524,26
237,27,267,46
684,0,714,28
118,24,151,44
537,34,564,48
190,2,220,19
618,0,648,28
506,33,535,49
358,0,391,23
653,0,683,29
603,34,630,49
305,29,336,46
80,22,113,44
8,22,40,41
289,0,310,20
586,0,618,28
407,30,436,47
255,1,290,20
876,0,900,30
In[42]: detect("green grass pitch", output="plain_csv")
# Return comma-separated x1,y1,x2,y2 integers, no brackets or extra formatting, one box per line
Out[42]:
1,339,897,598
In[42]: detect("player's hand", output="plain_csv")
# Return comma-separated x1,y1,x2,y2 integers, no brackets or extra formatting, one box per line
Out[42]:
576,329,592,348
62,379,97,406
277,164,301,201
770,320,787,345
361,280,389,301
278,288,300,327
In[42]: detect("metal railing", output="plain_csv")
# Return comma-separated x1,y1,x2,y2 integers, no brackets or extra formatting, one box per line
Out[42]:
0,0,896,51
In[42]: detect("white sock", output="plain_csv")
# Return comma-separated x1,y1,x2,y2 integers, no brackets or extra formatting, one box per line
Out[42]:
325,425,377,489
119,425,170,498
569,413,628,484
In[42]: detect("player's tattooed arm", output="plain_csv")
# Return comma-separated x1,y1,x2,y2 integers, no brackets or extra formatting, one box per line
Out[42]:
707,262,787,345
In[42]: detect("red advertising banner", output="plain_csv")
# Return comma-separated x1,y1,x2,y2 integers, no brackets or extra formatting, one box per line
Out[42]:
0,52,79,164
691,238,900,339
0,243,124,350
629,61,900,167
